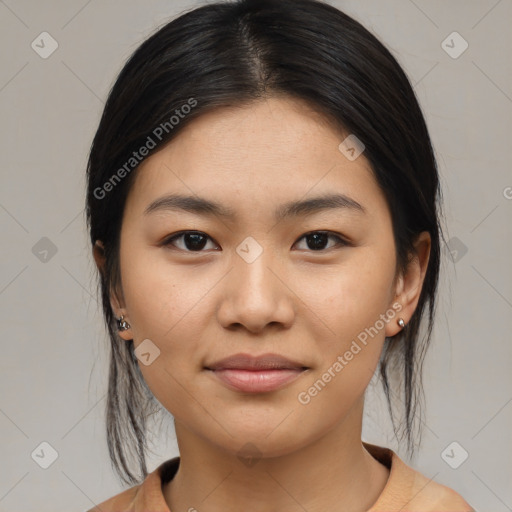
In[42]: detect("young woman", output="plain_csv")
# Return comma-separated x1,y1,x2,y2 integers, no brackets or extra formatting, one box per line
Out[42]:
86,0,473,510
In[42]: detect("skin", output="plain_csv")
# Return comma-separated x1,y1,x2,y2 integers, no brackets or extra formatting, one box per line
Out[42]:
94,96,430,512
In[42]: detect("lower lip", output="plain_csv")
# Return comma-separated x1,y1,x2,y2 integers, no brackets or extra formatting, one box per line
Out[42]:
208,368,307,393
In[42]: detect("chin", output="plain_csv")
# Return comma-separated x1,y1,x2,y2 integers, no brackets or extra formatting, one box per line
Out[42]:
201,416,317,457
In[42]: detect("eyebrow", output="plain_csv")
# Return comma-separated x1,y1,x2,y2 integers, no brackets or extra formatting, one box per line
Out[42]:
143,192,366,220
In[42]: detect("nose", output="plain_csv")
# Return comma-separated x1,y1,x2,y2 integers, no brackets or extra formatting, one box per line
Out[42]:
216,245,295,334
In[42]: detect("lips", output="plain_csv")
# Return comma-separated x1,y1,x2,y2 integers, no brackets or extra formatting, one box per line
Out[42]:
205,353,309,393
205,353,308,371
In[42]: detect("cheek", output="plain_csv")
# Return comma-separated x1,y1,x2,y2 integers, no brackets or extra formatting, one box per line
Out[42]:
295,268,393,424
299,247,396,403
118,244,212,402
306,250,397,338
119,243,209,342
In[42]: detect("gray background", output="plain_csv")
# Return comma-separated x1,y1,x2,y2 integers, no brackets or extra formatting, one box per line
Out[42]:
1,1,511,510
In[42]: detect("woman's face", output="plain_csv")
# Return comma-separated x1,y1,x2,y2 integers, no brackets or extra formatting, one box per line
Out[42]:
109,96,423,457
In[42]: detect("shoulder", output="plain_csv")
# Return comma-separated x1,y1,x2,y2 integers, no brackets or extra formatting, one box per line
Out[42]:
85,485,140,512
404,466,474,511
85,457,179,512
364,442,474,511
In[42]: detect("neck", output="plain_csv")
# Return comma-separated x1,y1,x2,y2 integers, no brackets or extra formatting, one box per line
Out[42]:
163,397,390,512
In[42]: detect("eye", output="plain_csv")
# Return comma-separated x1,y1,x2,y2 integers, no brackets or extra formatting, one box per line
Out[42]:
293,231,348,251
162,230,348,253
162,231,219,252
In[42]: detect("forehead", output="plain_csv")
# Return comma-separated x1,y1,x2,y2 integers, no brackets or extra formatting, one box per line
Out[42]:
125,97,387,220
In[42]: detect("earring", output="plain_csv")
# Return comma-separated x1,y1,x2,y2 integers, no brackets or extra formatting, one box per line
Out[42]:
117,314,131,331
397,318,405,329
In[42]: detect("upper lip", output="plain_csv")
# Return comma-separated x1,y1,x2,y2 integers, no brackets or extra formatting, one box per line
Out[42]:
205,353,308,371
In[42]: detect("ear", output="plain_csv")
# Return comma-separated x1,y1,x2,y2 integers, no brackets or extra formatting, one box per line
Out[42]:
93,240,133,341
385,231,431,337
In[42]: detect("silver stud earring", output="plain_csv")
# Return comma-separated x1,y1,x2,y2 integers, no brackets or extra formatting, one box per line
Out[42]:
117,314,131,331
397,318,405,329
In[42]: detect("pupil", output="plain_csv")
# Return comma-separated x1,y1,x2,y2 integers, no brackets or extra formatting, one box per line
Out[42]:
185,233,207,251
308,232,328,250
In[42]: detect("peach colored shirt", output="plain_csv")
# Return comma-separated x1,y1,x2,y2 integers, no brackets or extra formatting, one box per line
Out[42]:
87,442,474,511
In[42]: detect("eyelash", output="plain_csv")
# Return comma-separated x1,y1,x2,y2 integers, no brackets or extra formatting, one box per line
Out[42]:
161,230,350,253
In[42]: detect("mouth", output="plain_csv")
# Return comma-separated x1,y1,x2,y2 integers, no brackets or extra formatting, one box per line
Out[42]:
204,353,310,393
207,368,308,393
